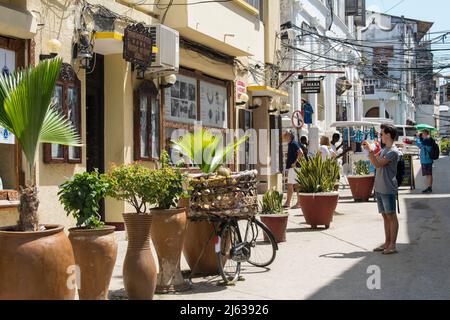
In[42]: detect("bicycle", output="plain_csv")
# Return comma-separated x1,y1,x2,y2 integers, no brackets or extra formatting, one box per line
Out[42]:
215,216,278,284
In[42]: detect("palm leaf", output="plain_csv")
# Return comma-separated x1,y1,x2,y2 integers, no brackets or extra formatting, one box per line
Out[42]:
0,58,81,180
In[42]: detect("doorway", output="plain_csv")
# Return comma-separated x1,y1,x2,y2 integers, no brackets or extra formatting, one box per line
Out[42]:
86,54,105,219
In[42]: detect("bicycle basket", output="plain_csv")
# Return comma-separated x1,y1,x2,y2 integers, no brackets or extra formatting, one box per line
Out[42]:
188,170,259,220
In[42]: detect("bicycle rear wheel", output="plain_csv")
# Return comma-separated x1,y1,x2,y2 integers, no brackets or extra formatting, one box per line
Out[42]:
217,222,242,284
244,219,277,268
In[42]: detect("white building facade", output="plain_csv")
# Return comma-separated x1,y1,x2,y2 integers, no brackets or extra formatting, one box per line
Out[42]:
360,11,433,125
279,0,365,151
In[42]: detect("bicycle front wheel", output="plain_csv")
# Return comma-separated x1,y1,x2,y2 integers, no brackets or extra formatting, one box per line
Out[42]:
245,219,277,268
217,223,241,284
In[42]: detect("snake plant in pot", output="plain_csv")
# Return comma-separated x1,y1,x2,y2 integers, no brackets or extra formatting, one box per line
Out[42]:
0,59,81,299
58,170,117,300
171,128,254,274
296,154,340,229
259,188,289,243
347,160,375,202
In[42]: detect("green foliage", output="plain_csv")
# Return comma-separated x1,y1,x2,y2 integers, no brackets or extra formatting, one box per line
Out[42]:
58,170,110,229
0,58,81,184
171,128,249,174
296,153,340,193
106,162,154,214
354,160,371,176
440,139,449,153
150,151,189,210
261,188,284,215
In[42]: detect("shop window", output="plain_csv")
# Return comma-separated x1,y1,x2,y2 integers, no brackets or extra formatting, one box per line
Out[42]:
239,109,256,172
44,63,82,164
134,80,160,161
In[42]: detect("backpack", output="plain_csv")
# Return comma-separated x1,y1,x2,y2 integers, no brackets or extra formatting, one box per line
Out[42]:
396,155,405,186
429,138,440,160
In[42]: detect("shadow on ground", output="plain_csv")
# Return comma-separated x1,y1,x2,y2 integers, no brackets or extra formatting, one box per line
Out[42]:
307,157,450,300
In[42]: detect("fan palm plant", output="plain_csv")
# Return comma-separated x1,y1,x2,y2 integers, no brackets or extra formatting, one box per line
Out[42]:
171,128,248,174
0,58,81,231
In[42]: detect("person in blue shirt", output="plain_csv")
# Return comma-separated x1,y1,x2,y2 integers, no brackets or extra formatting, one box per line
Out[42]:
283,130,304,209
416,129,433,193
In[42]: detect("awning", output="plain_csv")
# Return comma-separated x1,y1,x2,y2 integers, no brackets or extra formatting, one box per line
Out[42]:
247,86,289,98
93,32,124,55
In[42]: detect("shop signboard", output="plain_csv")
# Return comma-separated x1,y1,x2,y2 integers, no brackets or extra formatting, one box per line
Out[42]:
123,23,153,68
236,80,246,100
0,126,14,144
301,80,321,94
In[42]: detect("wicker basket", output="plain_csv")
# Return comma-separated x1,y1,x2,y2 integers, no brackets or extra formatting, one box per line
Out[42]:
188,170,258,220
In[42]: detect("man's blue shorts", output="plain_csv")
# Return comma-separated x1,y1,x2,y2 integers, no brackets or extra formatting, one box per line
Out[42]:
375,192,397,214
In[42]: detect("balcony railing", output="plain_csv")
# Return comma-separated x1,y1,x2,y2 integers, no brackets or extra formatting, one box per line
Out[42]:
363,78,400,92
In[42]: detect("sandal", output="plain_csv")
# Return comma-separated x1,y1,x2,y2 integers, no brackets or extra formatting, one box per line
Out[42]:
373,245,385,252
291,204,301,209
282,205,290,209
382,248,398,255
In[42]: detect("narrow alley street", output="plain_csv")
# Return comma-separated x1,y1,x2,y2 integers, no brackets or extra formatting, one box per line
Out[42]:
109,156,450,300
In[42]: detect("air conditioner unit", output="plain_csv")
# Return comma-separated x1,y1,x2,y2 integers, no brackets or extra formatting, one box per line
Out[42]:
147,24,179,75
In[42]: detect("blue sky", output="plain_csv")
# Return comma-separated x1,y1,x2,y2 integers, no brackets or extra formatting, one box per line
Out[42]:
366,0,449,33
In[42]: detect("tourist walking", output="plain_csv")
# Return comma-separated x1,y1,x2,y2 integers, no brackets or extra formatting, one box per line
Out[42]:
283,130,303,209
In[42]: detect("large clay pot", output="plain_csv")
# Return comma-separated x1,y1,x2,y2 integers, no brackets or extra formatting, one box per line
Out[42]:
347,175,375,201
0,224,76,300
123,214,157,300
151,208,191,293
68,226,117,300
260,214,289,243
298,192,339,229
183,220,220,275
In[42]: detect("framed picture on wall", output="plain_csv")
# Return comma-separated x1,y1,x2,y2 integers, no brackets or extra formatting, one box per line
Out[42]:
164,74,197,124
200,80,228,128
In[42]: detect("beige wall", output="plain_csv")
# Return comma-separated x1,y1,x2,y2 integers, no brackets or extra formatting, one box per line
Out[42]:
0,209,18,227
163,0,265,60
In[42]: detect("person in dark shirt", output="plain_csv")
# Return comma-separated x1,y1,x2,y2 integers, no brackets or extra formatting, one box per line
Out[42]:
283,130,303,209
416,129,434,193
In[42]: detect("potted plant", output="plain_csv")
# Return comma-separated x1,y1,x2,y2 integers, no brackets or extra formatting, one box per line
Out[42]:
259,188,289,243
172,129,252,275
58,170,117,300
296,154,340,229
347,160,375,202
440,138,449,156
149,151,191,293
0,59,81,299
107,162,157,300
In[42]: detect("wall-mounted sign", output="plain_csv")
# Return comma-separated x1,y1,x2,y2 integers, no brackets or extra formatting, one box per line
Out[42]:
0,126,14,144
123,23,153,68
236,80,246,100
301,80,321,94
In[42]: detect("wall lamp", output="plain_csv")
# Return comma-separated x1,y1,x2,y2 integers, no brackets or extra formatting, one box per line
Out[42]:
236,93,249,106
160,74,177,89
39,39,61,61
136,66,146,80
248,97,262,110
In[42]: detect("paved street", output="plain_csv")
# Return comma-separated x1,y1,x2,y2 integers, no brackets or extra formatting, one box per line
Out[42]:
109,156,450,300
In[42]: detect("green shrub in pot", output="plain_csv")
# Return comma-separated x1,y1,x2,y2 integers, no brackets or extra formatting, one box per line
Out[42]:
58,170,111,228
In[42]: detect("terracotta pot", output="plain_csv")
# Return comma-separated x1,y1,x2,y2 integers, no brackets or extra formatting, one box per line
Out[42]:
260,214,289,243
0,224,75,300
183,220,220,275
123,214,157,300
298,193,339,228
151,208,191,293
68,226,117,300
347,175,375,202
